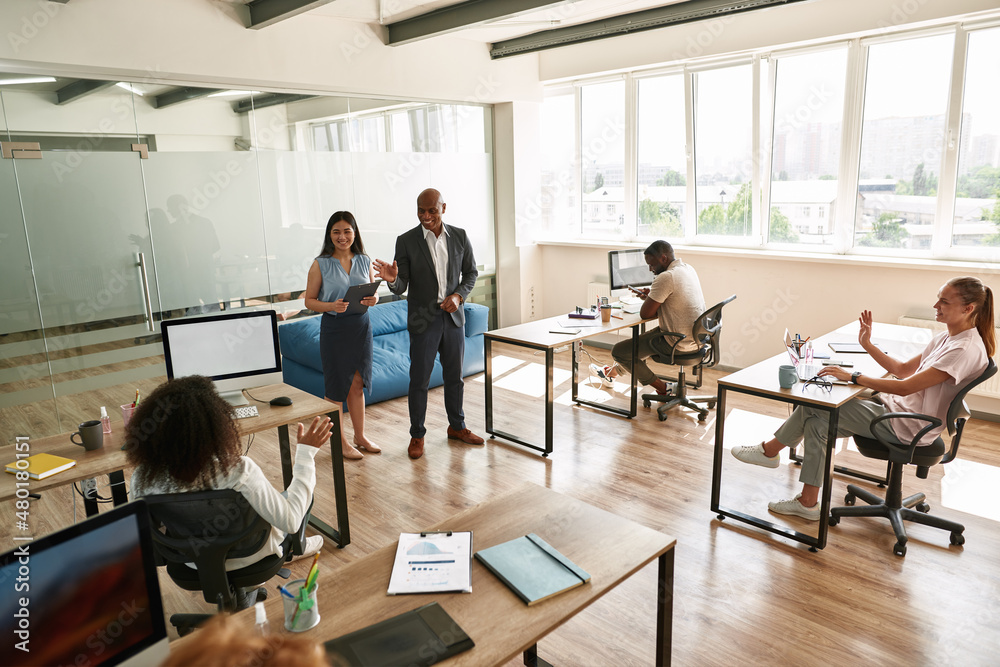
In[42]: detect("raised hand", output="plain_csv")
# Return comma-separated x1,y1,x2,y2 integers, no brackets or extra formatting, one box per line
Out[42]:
296,416,332,448
373,259,398,283
858,309,873,348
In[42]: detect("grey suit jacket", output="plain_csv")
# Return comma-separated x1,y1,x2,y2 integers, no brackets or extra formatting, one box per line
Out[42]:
388,223,479,333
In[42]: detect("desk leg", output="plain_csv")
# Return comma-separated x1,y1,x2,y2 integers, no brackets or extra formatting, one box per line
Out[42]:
571,340,579,403
544,347,554,457
485,337,494,437
523,644,553,667
710,387,727,513
656,548,674,667
629,323,639,417
280,417,350,548
108,470,128,506
814,408,840,552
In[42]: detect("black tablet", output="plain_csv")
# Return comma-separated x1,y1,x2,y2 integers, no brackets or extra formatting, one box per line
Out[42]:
342,280,382,315
324,602,473,666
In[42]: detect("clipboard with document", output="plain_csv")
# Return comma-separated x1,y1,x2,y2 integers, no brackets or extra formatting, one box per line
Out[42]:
342,280,382,315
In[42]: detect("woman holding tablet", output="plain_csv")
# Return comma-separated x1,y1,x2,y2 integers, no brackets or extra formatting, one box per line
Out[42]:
731,276,994,520
304,211,380,459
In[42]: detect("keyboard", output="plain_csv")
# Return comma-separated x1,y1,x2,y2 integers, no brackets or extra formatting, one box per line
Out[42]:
233,405,259,419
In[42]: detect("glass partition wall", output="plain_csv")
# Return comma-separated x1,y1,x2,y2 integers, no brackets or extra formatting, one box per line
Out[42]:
0,74,495,444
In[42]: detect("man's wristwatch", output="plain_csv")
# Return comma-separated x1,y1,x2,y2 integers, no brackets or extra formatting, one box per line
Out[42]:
851,371,862,385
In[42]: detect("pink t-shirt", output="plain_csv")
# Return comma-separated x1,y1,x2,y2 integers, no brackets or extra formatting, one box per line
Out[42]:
880,328,988,446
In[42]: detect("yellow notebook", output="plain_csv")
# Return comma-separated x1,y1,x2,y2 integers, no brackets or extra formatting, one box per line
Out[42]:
5,452,77,480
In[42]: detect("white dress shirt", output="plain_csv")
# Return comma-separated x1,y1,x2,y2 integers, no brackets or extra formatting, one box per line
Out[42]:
423,225,450,303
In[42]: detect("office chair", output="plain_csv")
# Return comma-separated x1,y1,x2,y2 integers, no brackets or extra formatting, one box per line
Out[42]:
829,359,997,557
641,295,736,422
143,489,310,634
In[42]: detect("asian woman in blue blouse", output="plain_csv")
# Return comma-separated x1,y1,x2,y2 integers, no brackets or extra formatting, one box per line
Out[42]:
304,211,380,460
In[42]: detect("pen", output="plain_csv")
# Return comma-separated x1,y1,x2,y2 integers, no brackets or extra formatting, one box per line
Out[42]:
276,585,295,599
612,314,623,319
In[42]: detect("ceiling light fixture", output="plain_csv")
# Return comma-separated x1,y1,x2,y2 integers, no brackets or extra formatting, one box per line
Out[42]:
116,82,144,96
208,90,261,98
0,76,56,86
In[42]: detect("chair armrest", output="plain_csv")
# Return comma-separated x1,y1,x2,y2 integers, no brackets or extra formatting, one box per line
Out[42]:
869,411,942,460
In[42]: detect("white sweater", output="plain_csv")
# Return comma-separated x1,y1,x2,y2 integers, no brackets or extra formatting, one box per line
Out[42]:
131,445,319,570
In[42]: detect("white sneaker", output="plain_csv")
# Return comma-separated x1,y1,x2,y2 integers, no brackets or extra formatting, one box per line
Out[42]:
290,535,324,562
589,363,614,388
768,494,822,521
730,443,780,469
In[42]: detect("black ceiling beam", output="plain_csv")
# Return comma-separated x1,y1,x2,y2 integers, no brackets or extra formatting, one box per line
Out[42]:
232,93,318,113
247,0,338,29
56,79,115,105
387,0,567,46
153,87,223,109
490,0,814,58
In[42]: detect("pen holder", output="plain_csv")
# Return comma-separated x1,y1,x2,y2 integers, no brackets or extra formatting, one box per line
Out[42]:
121,404,136,428
283,578,320,632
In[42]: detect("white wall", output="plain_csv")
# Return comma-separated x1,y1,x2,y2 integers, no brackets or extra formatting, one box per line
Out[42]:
0,0,542,104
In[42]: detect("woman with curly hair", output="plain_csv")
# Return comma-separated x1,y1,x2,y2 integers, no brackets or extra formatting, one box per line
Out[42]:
126,375,331,604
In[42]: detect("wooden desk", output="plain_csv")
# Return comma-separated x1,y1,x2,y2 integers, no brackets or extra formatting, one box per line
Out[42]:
709,322,930,550
1,383,351,548
171,482,676,666
484,310,651,456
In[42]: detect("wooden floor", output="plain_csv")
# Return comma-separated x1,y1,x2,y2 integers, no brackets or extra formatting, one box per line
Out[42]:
4,342,1000,666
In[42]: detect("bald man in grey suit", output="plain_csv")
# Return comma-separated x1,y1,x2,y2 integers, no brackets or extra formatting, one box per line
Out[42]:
374,189,483,459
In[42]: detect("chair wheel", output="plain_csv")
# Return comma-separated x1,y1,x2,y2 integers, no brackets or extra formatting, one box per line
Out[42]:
706,400,717,410
643,399,651,408
950,532,965,546
916,502,930,513
844,494,855,506
697,411,707,422
893,542,907,557
828,515,839,526
658,412,668,422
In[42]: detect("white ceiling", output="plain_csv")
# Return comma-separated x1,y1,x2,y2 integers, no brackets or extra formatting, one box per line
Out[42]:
250,0,688,44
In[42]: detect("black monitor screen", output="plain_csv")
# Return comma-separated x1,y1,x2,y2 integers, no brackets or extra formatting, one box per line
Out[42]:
161,310,281,383
0,502,167,666
608,249,652,291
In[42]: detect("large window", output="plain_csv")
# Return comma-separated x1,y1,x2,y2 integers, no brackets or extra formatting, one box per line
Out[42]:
693,64,754,238
855,34,954,252
581,80,626,236
636,74,686,238
768,48,848,246
536,21,1000,262
954,27,1000,249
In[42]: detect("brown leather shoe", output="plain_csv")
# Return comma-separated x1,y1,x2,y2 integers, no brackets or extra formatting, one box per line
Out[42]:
407,437,424,459
447,426,485,445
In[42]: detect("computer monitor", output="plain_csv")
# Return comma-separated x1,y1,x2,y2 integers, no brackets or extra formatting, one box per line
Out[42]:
608,249,652,291
160,310,283,406
0,501,169,667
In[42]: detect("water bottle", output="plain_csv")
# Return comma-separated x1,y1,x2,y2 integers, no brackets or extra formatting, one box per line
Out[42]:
805,341,814,365
254,601,270,636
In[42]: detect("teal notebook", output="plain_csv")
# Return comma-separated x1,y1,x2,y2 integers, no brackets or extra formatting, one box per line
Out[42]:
474,533,590,606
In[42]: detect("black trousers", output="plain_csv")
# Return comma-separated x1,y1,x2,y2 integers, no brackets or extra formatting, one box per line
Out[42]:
408,310,466,438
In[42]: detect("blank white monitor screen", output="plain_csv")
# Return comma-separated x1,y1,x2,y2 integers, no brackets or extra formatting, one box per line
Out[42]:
608,249,652,291
161,310,282,404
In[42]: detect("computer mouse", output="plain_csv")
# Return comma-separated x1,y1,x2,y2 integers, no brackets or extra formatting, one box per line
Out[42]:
269,396,293,406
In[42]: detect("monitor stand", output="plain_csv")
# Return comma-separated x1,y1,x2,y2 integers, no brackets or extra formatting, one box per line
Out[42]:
219,389,249,406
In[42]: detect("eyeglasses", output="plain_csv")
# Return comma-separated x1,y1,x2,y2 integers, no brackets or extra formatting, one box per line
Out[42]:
802,376,833,392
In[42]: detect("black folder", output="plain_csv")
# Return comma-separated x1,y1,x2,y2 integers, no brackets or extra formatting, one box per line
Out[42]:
324,602,473,666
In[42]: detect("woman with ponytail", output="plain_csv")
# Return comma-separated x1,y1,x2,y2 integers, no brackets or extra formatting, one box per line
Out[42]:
730,276,993,521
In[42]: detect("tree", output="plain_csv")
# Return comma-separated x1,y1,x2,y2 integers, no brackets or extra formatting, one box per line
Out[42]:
957,165,1000,199
768,207,799,243
656,169,686,186
593,172,604,189
912,163,927,196
697,203,728,234
858,212,909,248
638,198,682,236
984,192,1000,246
697,182,752,235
